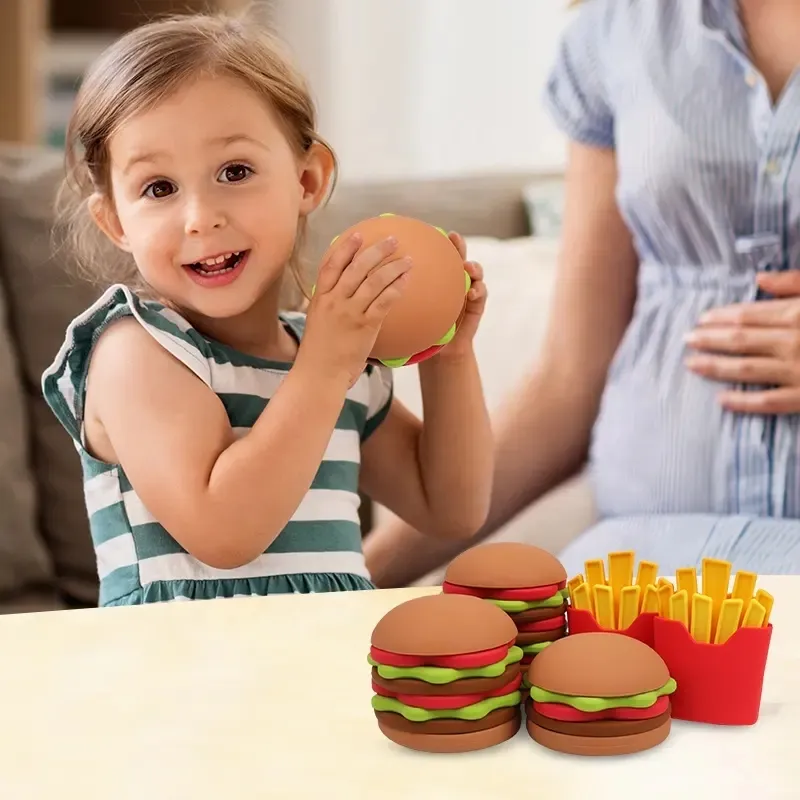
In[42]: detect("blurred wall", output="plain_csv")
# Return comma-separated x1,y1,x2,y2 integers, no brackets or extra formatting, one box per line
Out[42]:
270,0,571,183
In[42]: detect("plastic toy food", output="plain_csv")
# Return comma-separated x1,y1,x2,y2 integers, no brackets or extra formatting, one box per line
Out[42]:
525,632,677,756
651,558,774,725
442,543,569,674
323,214,470,367
368,593,523,752
567,551,661,646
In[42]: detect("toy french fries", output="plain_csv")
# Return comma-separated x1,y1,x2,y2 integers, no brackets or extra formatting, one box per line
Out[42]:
754,589,774,626
689,593,712,643
635,560,658,592
567,574,584,606
715,598,743,644
731,570,757,605
668,589,689,630
652,558,774,726
641,584,660,615
618,585,641,630
565,552,659,646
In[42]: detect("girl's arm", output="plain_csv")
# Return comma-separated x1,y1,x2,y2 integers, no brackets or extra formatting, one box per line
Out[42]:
359,347,492,540
359,248,492,540
364,142,640,587
85,234,410,570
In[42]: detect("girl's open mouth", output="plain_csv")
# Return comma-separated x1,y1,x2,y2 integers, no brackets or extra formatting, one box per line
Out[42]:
184,250,249,287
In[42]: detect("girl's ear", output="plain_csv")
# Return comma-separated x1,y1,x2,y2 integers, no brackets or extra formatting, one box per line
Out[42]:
298,142,335,217
88,193,132,252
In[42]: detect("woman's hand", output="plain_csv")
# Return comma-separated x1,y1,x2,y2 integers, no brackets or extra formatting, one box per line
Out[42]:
685,272,800,413
435,231,488,361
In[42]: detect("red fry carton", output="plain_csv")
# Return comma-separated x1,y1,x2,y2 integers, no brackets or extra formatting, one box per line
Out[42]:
652,616,772,726
567,607,657,648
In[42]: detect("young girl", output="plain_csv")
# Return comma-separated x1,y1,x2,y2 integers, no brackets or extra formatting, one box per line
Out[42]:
42,13,493,606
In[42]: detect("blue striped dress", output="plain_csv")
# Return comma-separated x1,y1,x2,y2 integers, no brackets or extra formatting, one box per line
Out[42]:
42,285,391,605
546,0,800,574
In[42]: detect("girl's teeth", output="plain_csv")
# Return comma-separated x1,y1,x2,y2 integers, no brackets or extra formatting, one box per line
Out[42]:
203,253,232,266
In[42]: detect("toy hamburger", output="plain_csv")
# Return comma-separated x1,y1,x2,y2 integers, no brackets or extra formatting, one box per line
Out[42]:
322,214,470,368
368,593,524,752
442,543,569,672
525,632,677,756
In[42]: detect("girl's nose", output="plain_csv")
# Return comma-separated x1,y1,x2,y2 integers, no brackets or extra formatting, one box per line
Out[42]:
184,197,227,235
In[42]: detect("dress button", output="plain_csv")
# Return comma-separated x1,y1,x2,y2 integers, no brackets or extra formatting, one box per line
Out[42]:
765,158,781,175
745,70,758,87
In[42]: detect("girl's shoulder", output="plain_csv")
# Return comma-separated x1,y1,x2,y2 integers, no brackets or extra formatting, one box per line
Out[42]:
41,284,213,444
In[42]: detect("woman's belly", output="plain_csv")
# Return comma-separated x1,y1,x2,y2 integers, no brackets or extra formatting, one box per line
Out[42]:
589,263,800,519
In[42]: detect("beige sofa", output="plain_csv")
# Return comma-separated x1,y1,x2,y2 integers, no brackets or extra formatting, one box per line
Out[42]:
0,143,593,613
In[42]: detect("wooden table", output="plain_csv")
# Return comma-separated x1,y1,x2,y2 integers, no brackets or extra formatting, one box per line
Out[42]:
0,579,796,798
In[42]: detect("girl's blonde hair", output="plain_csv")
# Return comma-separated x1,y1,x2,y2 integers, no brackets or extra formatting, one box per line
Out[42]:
58,10,335,309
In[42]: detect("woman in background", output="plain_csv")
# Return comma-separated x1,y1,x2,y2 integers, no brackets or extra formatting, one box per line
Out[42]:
365,0,800,585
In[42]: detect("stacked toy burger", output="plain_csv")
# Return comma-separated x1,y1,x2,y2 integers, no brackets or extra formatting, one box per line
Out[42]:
321,214,470,368
368,593,523,752
442,543,569,674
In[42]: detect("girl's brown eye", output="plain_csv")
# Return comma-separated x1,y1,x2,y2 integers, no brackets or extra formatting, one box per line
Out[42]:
222,164,251,183
146,180,174,199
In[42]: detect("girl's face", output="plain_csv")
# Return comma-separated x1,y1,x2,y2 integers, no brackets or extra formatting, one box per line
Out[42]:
94,75,331,320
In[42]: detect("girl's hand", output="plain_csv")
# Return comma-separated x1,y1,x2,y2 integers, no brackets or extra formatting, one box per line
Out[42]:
436,231,488,361
300,233,411,386
685,271,800,414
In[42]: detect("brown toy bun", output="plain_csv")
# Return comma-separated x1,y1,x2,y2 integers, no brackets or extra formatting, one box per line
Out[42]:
525,632,677,757
443,542,567,590
323,214,468,364
371,593,517,656
442,543,569,670
529,631,671,698
526,716,671,756
369,593,523,753
380,713,521,753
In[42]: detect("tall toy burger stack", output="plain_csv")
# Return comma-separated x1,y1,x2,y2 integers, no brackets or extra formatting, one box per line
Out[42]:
368,593,524,752
442,543,569,678
321,214,471,368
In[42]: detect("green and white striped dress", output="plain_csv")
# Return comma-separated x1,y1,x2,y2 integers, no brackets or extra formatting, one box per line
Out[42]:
42,284,392,606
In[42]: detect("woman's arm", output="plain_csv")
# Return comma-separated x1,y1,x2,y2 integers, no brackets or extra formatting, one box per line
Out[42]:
364,142,639,587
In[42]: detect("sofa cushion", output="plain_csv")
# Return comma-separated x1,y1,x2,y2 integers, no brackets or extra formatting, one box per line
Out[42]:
0,146,101,606
0,266,57,603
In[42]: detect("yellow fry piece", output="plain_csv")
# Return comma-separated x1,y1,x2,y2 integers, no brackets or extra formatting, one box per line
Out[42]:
657,577,674,591
568,574,585,592
714,598,744,644
567,574,584,605
742,599,766,628
618,585,641,630
593,584,615,630
675,567,698,598
669,589,689,629
701,558,732,642
731,570,757,605
635,560,658,592
609,550,635,592
690,593,713,643
657,582,674,618
584,559,606,590
571,581,594,615
641,584,660,614
754,589,774,627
